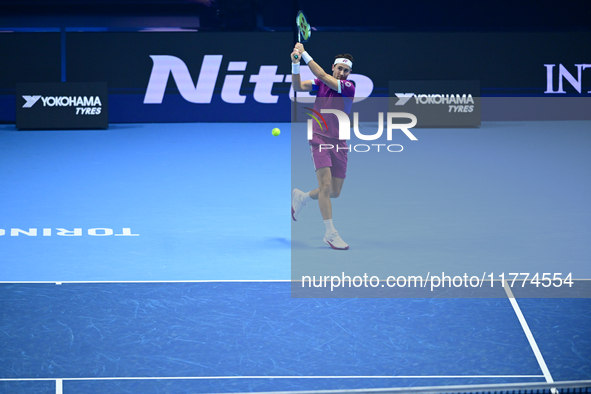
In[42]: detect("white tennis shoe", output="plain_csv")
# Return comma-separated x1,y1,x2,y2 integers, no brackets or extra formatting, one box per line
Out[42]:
291,189,306,221
323,231,349,250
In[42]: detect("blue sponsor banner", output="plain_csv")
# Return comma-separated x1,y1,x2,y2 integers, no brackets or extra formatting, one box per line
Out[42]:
1,31,589,124
0,94,15,122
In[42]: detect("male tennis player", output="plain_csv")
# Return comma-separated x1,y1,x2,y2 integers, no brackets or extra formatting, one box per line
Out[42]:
290,42,355,250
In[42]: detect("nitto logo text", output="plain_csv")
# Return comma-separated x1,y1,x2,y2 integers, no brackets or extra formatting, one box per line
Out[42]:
144,55,374,105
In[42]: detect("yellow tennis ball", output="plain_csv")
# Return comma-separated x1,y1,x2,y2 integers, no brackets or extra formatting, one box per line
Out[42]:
272,128,280,136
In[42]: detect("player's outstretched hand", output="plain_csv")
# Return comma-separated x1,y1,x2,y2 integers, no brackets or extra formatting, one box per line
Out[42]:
291,49,301,63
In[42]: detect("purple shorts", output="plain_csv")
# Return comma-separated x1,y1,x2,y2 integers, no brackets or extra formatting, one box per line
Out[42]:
309,133,348,179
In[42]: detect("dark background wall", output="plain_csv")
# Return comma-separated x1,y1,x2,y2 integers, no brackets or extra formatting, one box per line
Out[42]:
1,0,589,30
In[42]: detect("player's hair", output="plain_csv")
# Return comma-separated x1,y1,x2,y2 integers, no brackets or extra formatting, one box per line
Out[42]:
334,53,354,63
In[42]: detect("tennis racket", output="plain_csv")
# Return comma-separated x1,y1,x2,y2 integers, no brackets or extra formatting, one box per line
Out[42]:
293,10,311,60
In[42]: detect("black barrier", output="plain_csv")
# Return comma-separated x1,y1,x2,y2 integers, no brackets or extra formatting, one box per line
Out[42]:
0,32,62,124
0,32,61,90
16,83,108,130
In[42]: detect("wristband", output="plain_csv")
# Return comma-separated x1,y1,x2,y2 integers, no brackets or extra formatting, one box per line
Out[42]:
301,51,313,64
292,62,300,74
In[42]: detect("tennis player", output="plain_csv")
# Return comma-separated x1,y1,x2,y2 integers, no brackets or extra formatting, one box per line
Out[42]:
290,42,355,250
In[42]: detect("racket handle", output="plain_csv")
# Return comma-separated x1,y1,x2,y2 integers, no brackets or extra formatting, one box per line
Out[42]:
294,33,301,59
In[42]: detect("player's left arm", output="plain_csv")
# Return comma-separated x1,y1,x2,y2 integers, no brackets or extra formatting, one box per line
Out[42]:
294,43,341,92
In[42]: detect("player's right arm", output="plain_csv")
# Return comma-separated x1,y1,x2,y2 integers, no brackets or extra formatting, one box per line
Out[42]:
291,49,313,92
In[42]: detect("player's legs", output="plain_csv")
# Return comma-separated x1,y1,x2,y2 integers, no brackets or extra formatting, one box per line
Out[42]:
314,166,333,220
293,142,349,249
313,167,349,250
308,170,345,219
330,176,345,198
291,188,306,221
292,143,331,221
308,142,346,202
294,170,344,222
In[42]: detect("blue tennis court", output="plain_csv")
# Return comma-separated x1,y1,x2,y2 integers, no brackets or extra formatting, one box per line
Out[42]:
1,121,590,394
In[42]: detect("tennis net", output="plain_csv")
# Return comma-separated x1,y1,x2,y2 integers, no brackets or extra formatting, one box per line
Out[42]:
221,380,591,394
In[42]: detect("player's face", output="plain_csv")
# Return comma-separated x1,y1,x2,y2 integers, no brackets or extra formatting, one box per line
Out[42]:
332,63,351,80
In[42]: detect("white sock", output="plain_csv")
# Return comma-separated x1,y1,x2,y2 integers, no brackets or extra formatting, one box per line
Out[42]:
301,192,312,204
324,219,336,235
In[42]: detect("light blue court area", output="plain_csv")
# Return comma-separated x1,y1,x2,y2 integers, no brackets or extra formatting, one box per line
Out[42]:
0,123,291,282
291,121,591,282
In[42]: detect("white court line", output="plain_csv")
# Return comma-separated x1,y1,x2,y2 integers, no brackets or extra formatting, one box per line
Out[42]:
1,279,589,284
503,280,555,385
0,375,545,382
0,280,293,284
0,376,549,394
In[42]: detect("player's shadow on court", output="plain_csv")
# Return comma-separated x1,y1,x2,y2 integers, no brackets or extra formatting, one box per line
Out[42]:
267,237,291,248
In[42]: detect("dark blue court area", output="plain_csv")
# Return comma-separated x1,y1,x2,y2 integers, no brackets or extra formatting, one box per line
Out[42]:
1,282,589,394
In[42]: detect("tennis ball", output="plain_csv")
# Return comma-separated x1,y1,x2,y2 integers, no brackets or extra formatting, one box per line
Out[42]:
272,128,280,136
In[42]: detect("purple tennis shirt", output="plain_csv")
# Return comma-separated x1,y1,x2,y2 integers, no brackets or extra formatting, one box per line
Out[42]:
311,78,355,141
